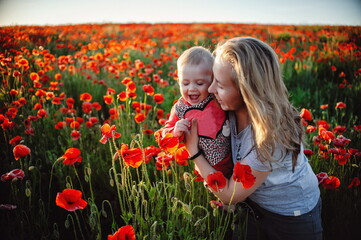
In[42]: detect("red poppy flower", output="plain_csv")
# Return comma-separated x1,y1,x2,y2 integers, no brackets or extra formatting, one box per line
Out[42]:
18,97,26,106
319,127,335,143
85,121,93,127
206,171,227,192
132,101,141,109
55,73,62,80
134,113,146,123
209,200,223,209
153,93,164,104
320,104,329,110
303,149,314,157
54,121,66,129
108,225,136,240
104,95,114,105
71,130,81,141
142,84,155,96
306,125,316,133
56,189,87,211
30,72,39,81
109,108,119,119
80,102,92,114
52,97,62,105
25,128,34,136
300,108,312,121
107,88,116,95
46,92,55,100
61,148,82,165
232,162,256,189
332,125,346,135
127,91,137,99
175,146,189,166
117,91,127,101
322,176,340,189
9,136,22,146
70,120,81,129
80,93,93,102
348,148,359,156
348,177,360,188
37,109,48,118
13,70,21,77
335,102,346,109
333,135,351,148
99,123,121,144
143,129,153,135
119,144,144,168
158,133,179,153
1,169,25,182
9,89,18,95
354,125,361,131
127,81,137,92
317,120,330,130
144,145,161,163
91,102,101,111
121,77,132,85
155,152,173,170
315,172,328,184
63,99,74,109
156,109,164,119
13,144,31,160
335,152,350,165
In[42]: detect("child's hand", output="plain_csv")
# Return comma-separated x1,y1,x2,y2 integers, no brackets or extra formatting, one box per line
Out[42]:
173,119,190,137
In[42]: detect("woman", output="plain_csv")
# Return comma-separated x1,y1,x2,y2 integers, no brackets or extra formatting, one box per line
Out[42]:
184,37,322,240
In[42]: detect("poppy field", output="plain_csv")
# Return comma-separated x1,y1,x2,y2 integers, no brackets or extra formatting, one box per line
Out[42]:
0,23,361,239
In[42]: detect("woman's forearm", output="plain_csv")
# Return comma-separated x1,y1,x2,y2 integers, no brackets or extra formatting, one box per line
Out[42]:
193,155,216,178
194,155,269,205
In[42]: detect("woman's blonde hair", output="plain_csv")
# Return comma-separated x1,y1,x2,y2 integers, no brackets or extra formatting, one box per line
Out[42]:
214,37,304,170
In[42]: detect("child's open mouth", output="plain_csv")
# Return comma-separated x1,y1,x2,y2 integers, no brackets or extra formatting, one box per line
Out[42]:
189,95,199,103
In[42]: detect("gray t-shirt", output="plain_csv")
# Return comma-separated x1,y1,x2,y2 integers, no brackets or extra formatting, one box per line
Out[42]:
229,112,320,216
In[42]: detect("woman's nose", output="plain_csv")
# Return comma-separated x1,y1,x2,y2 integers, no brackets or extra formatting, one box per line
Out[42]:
208,80,216,93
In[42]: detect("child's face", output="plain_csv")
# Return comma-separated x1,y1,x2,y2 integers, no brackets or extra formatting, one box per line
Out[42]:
178,63,212,105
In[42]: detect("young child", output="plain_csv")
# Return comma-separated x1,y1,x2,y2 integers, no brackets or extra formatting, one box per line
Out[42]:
161,46,233,178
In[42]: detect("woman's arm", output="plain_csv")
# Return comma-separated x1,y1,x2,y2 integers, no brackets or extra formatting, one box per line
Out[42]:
185,119,270,205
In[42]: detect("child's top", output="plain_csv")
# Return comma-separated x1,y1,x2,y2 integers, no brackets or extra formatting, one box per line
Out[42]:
162,94,233,178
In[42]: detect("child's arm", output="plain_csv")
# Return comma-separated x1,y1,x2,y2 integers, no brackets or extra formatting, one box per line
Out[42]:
161,106,180,136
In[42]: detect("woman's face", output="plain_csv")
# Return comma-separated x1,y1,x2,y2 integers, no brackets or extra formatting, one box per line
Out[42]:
209,57,243,111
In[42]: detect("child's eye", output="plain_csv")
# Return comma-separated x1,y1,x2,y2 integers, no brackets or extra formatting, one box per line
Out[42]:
197,82,204,86
182,82,189,86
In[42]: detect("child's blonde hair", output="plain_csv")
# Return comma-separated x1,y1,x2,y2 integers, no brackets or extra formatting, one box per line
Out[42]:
214,37,304,170
177,46,214,77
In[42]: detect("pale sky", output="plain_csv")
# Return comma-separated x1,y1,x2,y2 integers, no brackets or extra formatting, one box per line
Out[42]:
0,0,360,26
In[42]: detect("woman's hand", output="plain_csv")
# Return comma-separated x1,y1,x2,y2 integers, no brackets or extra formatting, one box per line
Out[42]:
184,118,199,156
